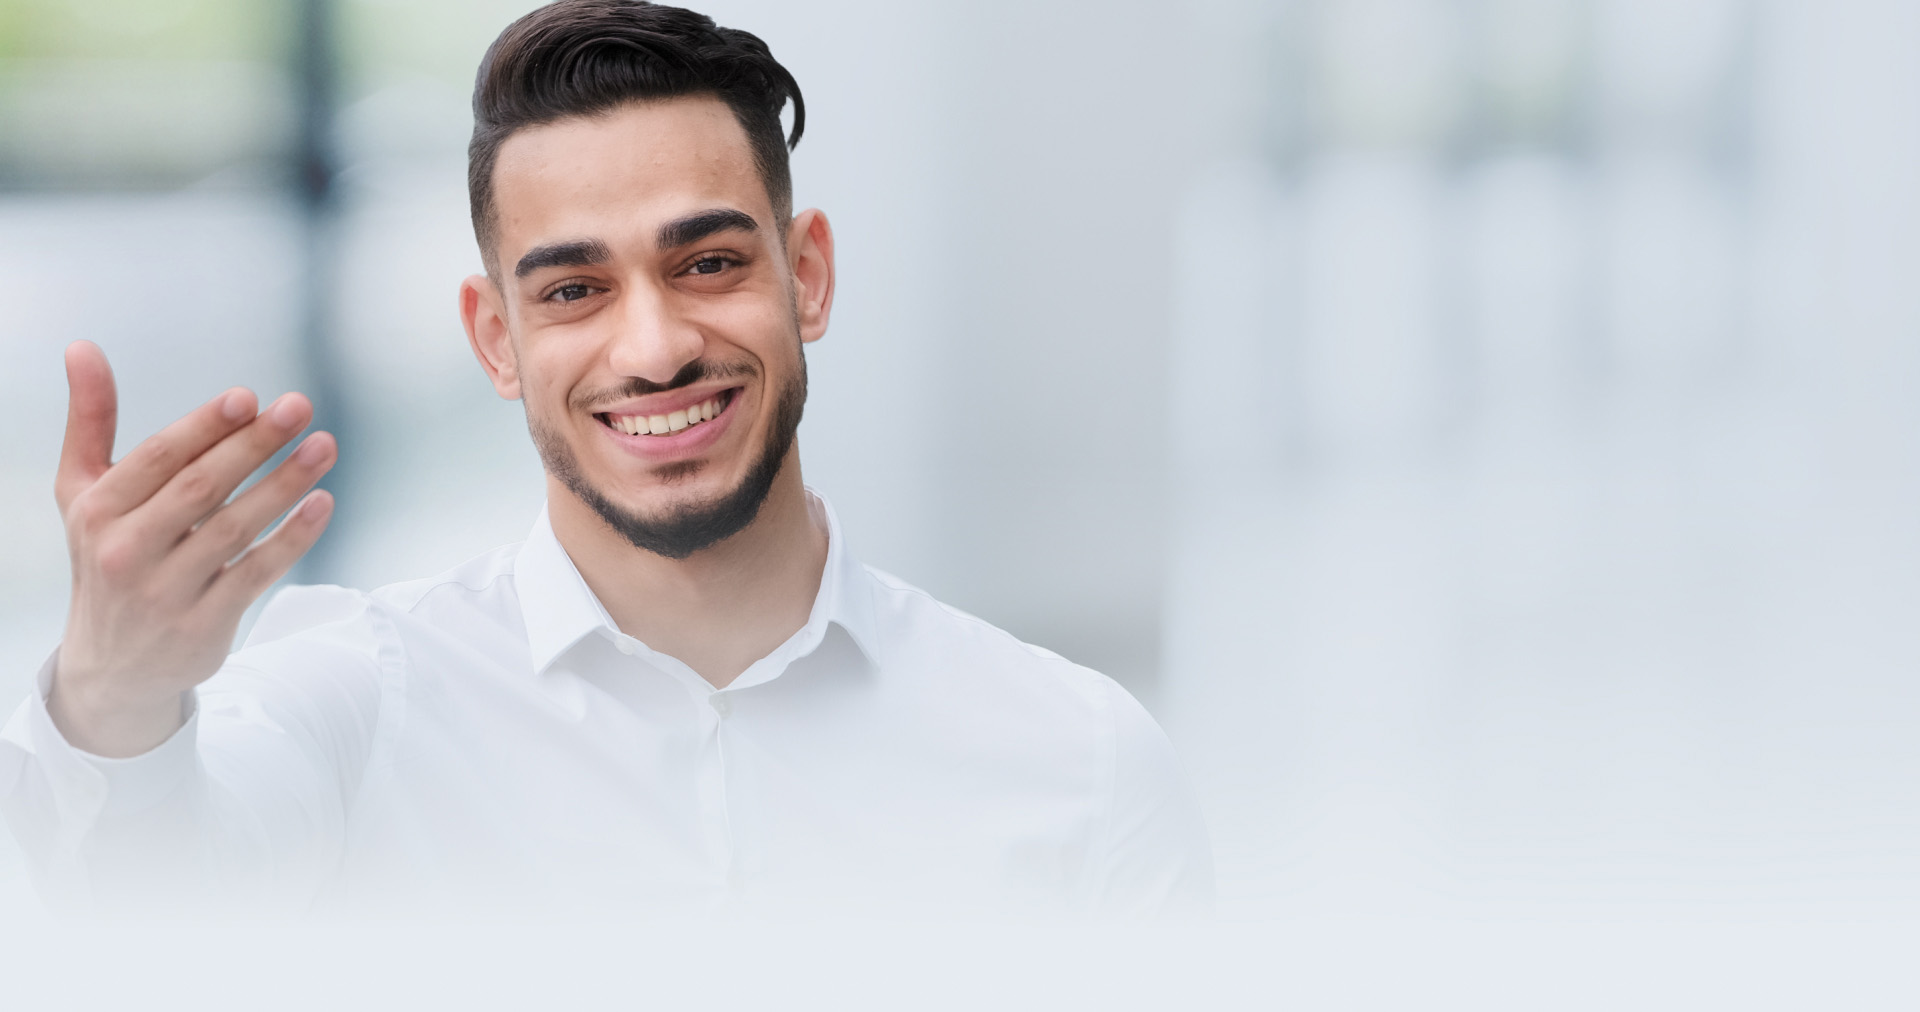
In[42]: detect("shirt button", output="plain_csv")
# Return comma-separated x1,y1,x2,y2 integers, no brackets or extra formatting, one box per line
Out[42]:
709,693,732,718
615,638,636,656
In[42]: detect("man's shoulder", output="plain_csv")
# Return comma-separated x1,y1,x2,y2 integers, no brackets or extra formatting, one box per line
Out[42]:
854,562,1115,713
852,563,1192,811
238,541,525,655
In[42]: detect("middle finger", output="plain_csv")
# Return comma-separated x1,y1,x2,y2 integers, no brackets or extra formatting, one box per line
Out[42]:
120,393,314,553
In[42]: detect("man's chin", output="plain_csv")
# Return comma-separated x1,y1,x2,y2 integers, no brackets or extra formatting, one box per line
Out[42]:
575,474,773,560
649,458,708,487
537,423,791,560
601,480,745,530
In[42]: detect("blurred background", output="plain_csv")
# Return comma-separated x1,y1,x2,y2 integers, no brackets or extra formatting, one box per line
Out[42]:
2,0,1917,923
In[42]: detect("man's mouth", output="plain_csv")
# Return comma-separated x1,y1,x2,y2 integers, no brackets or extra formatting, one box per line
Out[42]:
596,388,737,436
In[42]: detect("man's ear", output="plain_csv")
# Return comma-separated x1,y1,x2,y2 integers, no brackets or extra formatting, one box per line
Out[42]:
787,209,835,345
460,274,522,400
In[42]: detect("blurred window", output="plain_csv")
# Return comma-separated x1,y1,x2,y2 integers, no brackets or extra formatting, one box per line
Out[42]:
0,0,295,190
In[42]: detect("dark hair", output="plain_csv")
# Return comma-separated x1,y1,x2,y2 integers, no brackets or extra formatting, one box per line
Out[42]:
468,0,804,274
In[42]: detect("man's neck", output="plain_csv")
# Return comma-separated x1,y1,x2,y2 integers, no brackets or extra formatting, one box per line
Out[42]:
546,453,828,688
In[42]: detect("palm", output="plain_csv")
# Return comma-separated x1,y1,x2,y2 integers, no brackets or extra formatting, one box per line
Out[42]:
48,341,338,756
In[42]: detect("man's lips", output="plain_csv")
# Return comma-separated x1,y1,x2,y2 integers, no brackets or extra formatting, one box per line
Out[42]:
595,386,739,439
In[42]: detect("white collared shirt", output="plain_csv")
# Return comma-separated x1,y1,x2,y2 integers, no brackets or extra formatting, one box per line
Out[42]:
0,492,1210,917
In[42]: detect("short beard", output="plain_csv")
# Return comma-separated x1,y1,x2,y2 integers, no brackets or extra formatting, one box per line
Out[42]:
530,356,807,561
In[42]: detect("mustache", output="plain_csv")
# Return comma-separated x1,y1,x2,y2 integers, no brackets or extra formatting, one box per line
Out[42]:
571,359,759,413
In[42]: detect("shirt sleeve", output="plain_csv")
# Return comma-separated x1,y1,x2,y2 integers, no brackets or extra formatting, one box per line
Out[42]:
1084,679,1216,918
0,584,389,913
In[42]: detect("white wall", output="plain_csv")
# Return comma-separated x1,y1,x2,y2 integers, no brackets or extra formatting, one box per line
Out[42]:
1159,0,1920,920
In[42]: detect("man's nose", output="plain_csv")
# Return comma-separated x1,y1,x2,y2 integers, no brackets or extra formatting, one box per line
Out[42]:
606,282,705,384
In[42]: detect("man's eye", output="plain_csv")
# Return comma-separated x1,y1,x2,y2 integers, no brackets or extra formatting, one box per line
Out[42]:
551,284,596,302
690,257,732,275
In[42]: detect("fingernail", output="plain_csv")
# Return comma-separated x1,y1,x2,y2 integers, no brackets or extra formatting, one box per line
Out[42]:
222,390,252,421
293,434,329,465
300,492,333,521
269,396,303,428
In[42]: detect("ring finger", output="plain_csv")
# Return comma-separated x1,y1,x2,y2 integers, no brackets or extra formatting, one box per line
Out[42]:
161,430,337,587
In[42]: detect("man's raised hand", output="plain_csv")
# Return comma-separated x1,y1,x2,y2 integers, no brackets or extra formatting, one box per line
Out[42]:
49,341,337,757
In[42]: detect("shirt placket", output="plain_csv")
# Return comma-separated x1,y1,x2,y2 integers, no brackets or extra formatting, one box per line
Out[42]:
705,688,745,905
613,632,737,904
619,632,814,910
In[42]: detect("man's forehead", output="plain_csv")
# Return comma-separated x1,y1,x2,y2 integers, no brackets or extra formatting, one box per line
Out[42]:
491,95,770,255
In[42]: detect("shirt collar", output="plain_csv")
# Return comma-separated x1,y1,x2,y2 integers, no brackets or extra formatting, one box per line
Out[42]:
513,487,879,677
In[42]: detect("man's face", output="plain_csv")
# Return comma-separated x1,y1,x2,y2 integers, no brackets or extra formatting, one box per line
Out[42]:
461,96,831,558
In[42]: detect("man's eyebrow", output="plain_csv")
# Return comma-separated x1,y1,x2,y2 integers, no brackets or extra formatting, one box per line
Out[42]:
656,207,758,250
514,238,612,279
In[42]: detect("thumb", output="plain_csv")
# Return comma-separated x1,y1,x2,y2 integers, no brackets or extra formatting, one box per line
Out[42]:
56,340,117,511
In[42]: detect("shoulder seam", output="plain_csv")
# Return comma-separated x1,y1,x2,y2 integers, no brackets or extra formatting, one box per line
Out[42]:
373,544,522,616
390,568,516,617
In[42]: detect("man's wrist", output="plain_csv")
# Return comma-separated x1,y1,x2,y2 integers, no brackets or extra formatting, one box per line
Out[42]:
45,671,188,759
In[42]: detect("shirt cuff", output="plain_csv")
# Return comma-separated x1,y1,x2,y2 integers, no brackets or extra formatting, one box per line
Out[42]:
0,650,200,826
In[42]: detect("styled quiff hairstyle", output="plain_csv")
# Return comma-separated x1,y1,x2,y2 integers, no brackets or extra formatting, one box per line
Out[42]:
468,0,805,275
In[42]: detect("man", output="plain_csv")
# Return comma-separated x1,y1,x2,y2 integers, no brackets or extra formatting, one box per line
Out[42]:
0,0,1209,917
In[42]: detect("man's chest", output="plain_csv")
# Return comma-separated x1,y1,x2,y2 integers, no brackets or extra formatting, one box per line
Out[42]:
326,666,1107,913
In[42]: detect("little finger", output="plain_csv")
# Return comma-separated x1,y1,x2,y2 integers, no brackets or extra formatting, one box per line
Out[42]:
204,489,335,615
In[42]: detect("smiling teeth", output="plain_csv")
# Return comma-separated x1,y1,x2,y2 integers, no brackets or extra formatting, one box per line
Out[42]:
612,396,723,437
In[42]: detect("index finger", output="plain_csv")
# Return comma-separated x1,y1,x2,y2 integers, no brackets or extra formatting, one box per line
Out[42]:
81,387,265,521
56,341,118,511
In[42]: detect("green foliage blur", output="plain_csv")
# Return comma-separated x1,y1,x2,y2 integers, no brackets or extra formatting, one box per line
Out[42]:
0,0,285,62
0,0,540,189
